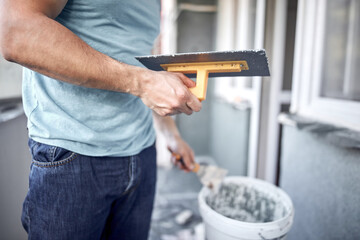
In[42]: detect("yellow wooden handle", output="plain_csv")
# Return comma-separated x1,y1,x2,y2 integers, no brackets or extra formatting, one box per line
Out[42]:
161,61,248,101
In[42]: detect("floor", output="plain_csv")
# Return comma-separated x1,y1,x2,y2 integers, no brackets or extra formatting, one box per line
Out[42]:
149,156,215,240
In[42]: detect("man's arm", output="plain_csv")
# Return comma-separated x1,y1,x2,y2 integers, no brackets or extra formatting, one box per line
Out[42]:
0,0,201,116
153,112,195,172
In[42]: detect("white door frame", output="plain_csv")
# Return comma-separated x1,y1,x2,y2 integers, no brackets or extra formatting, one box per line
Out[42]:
257,0,289,183
247,0,266,178
215,0,268,178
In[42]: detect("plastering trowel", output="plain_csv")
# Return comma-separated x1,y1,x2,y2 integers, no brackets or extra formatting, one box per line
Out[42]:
136,49,270,101
170,150,228,192
137,49,269,190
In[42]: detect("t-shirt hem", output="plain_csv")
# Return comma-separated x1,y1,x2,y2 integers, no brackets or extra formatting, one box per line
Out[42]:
29,133,156,158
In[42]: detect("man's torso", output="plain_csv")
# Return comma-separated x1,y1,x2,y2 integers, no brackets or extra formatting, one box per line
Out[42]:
22,0,161,156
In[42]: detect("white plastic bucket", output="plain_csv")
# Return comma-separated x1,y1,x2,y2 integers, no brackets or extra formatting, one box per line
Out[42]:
198,176,294,240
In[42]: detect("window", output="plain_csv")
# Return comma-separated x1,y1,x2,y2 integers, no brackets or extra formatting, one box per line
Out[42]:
291,0,360,131
320,0,360,101
214,0,258,104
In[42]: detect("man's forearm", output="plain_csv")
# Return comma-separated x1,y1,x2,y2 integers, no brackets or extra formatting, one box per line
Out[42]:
153,112,181,142
0,8,143,95
153,112,195,171
0,0,202,116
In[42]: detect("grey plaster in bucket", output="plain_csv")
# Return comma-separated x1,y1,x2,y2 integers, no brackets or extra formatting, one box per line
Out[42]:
206,183,287,223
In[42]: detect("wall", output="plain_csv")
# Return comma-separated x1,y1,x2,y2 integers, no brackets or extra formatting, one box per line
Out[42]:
0,57,22,100
279,125,360,240
0,114,30,240
209,100,250,176
0,39,29,240
175,0,216,156
175,0,250,175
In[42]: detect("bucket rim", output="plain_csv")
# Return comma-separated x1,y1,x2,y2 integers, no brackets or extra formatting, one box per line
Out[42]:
198,176,294,227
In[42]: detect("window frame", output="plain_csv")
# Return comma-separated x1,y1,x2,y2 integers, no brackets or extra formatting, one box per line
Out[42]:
213,0,258,104
291,0,360,132
214,0,268,178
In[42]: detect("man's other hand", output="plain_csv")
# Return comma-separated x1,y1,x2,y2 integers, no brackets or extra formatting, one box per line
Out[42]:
167,136,195,173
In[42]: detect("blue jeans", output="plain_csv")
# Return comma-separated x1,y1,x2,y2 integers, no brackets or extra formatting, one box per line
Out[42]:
22,138,157,240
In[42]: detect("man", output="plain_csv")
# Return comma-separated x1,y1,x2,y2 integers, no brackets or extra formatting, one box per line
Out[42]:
0,0,202,239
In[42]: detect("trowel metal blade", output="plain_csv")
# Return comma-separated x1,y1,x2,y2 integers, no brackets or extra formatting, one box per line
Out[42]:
136,49,270,78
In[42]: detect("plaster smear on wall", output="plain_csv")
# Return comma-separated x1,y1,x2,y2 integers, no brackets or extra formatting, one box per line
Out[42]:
206,183,287,223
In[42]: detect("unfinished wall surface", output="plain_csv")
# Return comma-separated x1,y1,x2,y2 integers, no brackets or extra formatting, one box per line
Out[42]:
0,57,22,100
279,125,360,240
175,0,250,176
0,42,28,240
0,114,30,240
176,0,216,156
209,101,250,176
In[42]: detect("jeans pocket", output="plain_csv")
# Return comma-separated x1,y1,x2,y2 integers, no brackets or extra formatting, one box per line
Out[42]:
29,139,78,168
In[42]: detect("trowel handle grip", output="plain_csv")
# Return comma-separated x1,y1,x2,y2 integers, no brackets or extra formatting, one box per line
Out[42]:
162,60,249,101
164,68,208,101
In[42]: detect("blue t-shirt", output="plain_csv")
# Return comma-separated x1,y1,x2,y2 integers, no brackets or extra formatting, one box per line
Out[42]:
22,0,160,156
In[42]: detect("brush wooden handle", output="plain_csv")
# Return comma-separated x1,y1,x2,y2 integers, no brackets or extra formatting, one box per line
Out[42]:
171,152,200,172
192,163,200,173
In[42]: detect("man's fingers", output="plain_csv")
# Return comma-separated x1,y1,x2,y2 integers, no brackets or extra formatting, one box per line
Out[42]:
174,89,196,115
181,151,195,171
170,151,192,172
186,94,202,113
175,73,202,113
141,71,203,116
176,73,196,88
169,148,187,170
177,73,203,112
154,71,201,116
174,157,188,171
168,144,195,173
179,102,193,115
176,161,185,170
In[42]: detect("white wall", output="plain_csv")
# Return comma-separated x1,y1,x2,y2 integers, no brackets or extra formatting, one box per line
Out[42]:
0,114,30,240
0,56,22,100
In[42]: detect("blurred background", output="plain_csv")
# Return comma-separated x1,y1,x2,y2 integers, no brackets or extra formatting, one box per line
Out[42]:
0,0,359,239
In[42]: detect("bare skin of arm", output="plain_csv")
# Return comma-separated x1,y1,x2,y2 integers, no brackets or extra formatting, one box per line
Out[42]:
153,112,195,172
0,0,202,116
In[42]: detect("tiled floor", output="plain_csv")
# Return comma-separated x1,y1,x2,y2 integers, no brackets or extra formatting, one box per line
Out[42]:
149,157,215,240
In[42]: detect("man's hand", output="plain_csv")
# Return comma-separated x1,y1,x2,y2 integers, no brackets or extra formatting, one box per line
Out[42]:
138,70,202,116
167,136,195,172
153,112,196,172
0,0,201,117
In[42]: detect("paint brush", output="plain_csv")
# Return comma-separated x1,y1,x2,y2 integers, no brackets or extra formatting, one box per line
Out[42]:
170,151,228,192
